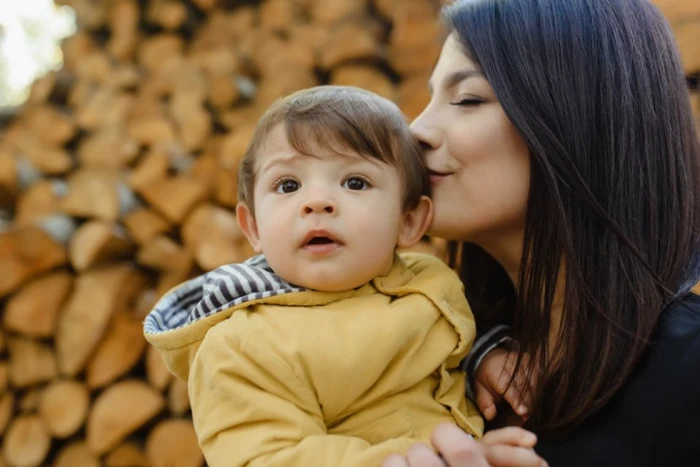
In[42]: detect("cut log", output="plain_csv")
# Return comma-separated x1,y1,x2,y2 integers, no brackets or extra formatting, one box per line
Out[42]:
389,6,441,76
138,34,184,74
257,68,318,107
55,264,146,376
146,345,172,391
219,123,257,171
219,105,262,132
53,442,100,467
1,415,51,467
168,377,191,416
0,362,7,394
139,176,209,223
181,203,251,270
22,105,76,147
0,393,13,435
318,20,384,70
3,270,73,338
330,65,396,101
215,166,240,208
156,263,198,297
8,338,57,388
207,73,241,110
86,311,148,389
672,18,700,74
0,224,67,297
191,0,216,11
311,0,369,25
146,419,203,467
38,379,90,438
77,127,140,169
13,180,63,227
127,115,178,147
398,74,432,121
259,0,297,33
86,380,165,455
109,63,142,90
654,0,700,21
170,93,212,151
107,0,141,61
147,0,188,31
59,169,123,221
137,235,193,272
123,207,172,245
76,87,134,130
128,147,171,193
105,443,150,467
27,71,58,105
62,0,107,31
69,221,134,271
19,389,41,413
0,151,18,209
8,129,73,175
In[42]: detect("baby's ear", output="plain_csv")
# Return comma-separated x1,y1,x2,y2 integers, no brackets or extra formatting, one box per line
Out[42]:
397,196,433,248
236,202,263,252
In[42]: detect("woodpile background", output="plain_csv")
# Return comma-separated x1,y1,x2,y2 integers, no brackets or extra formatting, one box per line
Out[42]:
0,0,697,466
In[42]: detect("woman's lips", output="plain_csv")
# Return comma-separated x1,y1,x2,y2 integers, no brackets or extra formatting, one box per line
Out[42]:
428,170,454,182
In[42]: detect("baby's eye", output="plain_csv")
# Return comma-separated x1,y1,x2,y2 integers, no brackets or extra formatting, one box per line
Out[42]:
275,179,300,193
343,177,370,191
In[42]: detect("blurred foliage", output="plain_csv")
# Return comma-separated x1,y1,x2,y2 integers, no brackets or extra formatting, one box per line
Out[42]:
0,0,75,108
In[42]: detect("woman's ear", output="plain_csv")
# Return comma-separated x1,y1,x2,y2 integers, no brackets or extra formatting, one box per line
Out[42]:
236,202,262,252
397,196,434,248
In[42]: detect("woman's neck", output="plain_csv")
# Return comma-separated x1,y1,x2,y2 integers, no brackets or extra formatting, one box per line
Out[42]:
476,231,566,347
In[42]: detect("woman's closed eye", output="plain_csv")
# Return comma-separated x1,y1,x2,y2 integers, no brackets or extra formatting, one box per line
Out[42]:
342,176,371,191
450,95,485,106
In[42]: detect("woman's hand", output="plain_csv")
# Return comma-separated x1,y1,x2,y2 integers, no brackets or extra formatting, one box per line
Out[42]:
474,349,535,421
382,425,547,467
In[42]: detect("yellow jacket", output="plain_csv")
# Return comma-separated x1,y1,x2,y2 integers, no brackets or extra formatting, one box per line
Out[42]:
144,252,483,467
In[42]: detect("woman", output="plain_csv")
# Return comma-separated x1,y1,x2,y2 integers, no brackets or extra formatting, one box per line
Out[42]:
385,0,700,465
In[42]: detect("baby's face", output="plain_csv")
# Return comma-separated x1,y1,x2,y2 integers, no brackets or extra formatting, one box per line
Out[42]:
240,124,407,291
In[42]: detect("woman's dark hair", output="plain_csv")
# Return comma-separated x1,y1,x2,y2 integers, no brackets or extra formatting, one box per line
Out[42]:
443,0,700,437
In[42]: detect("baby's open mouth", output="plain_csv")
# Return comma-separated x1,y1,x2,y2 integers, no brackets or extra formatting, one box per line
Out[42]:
306,236,334,245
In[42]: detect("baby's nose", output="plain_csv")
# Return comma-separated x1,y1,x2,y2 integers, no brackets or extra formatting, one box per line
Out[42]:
302,197,336,215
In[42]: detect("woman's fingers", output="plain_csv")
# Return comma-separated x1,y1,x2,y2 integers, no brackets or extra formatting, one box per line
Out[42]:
383,454,410,467
405,443,448,467
430,423,490,467
484,445,548,467
481,427,537,448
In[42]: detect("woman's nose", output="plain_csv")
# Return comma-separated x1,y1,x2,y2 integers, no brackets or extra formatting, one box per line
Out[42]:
410,111,441,151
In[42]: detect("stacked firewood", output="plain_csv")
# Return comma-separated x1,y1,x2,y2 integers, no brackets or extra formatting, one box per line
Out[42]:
0,0,696,465
0,0,446,465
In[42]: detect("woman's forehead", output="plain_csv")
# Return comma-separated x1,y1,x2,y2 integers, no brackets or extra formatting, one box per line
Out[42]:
429,35,481,93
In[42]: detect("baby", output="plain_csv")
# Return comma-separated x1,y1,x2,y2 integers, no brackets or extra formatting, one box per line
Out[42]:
144,86,539,467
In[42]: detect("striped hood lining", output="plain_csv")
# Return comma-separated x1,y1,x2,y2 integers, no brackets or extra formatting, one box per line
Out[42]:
143,255,305,334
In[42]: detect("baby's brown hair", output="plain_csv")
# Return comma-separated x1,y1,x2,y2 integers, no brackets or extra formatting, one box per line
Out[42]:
237,86,430,216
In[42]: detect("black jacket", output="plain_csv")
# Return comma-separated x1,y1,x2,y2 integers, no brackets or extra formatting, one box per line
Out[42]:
536,293,700,466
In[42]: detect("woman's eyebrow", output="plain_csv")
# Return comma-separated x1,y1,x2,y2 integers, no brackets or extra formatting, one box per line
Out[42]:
429,69,485,94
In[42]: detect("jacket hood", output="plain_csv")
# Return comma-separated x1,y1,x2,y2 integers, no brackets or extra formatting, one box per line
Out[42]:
144,254,304,335
143,254,306,380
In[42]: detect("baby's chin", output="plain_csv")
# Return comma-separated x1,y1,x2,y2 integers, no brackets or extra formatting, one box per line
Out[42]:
295,275,372,293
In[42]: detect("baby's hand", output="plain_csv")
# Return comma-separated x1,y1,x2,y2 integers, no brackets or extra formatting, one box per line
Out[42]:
474,349,534,421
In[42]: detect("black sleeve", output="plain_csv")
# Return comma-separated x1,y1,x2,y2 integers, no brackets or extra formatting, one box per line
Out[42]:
461,324,512,400
652,333,700,466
